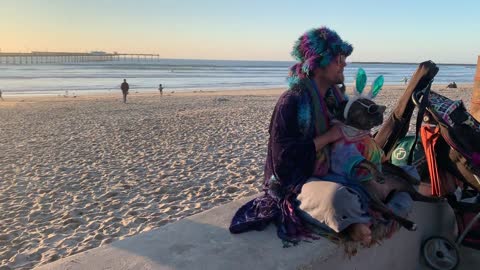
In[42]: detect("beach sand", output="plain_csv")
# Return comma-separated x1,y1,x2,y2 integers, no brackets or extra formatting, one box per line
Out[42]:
0,84,474,269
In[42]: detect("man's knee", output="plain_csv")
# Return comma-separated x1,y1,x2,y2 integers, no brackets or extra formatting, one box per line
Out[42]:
297,179,369,233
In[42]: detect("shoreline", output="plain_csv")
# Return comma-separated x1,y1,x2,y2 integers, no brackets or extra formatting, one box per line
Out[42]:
0,83,473,104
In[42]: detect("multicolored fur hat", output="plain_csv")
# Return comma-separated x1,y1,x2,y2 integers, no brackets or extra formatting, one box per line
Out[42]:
288,27,353,85
343,68,384,119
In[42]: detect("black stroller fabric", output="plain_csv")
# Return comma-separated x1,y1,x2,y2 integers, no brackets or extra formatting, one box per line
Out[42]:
423,91,480,191
375,60,480,250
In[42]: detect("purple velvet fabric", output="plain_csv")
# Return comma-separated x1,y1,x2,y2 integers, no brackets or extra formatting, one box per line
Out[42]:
265,90,317,189
230,84,343,244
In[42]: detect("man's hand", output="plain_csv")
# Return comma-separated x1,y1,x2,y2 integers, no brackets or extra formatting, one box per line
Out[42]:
313,125,343,152
325,125,343,143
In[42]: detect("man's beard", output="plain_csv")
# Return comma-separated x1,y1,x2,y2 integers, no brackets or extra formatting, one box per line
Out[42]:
334,74,345,84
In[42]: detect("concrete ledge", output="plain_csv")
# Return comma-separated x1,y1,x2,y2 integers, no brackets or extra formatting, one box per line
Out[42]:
36,194,458,270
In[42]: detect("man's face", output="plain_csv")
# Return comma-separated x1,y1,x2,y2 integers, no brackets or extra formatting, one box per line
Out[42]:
318,54,347,84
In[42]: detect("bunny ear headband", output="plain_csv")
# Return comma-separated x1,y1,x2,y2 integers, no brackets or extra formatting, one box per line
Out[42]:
343,68,384,119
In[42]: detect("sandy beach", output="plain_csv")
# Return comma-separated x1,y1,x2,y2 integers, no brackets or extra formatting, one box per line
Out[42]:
0,85,474,269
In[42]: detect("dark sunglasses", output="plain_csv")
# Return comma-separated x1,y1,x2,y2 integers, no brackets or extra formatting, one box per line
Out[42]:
356,101,380,114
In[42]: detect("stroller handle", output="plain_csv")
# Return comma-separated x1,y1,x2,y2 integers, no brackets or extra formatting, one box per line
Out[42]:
411,92,422,107
411,79,434,108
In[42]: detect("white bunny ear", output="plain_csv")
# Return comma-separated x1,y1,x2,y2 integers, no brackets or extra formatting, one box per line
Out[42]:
367,75,384,99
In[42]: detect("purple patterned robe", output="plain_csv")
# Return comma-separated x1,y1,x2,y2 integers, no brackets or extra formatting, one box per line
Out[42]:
229,80,345,244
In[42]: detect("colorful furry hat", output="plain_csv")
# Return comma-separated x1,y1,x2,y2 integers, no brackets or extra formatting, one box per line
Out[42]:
343,68,384,119
288,27,353,85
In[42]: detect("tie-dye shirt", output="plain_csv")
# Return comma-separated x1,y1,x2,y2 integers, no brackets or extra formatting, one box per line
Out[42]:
330,122,384,182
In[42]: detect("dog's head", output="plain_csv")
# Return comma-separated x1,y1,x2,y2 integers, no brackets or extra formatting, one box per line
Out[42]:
336,68,386,131
338,98,386,130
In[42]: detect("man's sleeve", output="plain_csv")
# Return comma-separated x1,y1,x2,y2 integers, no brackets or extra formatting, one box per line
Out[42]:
269,92,316,187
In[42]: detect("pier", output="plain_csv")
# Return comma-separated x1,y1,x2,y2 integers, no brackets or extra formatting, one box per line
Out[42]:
0,51,160,64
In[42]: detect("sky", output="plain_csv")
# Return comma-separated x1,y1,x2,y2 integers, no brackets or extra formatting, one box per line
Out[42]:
1,0,479,64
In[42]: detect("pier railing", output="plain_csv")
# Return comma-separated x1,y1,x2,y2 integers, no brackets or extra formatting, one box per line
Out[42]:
0,51,160,64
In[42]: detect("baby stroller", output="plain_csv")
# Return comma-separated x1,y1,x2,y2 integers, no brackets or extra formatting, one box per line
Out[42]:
411,79,480,270
375,61,480,270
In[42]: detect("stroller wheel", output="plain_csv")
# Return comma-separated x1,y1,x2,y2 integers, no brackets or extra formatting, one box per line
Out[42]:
422,236,460,270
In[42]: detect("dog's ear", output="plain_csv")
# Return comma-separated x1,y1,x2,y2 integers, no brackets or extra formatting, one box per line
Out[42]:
336,100,348,122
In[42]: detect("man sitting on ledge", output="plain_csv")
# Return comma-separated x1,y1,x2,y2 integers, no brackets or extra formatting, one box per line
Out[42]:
229,26,414,249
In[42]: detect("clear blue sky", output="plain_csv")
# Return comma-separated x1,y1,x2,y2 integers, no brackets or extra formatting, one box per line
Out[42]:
1,0,479,63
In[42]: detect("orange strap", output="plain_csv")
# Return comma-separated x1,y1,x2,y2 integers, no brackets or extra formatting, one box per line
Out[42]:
420,125,444,196
420,125,458,196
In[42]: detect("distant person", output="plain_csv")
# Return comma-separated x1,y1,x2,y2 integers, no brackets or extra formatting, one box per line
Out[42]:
447,82,457,88
121,79,130,103
402,77,408,85
0,89,3,101
158,84,164,96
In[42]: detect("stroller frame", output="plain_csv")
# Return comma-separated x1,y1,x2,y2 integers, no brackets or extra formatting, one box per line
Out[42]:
409,65,480,270
374,60,479,270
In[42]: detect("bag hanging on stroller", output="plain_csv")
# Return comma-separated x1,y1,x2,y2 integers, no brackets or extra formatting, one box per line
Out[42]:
414,89,480,191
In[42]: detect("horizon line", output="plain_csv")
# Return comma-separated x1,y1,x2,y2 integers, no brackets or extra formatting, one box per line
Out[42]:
0,52,476,66
1,50,476,65
151,57,478,66
130,56,477,66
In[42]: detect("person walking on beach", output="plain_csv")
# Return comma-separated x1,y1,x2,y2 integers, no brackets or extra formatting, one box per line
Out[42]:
230,26,414,247
402,76,408,85
158,84,164,96
121,79,129,103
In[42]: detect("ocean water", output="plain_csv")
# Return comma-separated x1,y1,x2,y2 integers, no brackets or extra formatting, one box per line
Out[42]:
0,59,476,96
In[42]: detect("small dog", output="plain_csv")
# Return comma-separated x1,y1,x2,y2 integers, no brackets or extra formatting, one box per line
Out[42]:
330,94,443,231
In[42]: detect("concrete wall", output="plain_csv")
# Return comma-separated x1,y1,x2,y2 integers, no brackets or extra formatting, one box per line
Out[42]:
36,189,463,270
